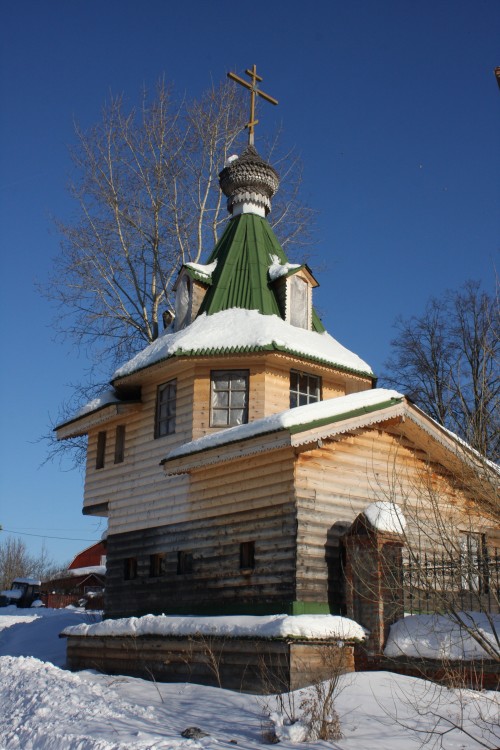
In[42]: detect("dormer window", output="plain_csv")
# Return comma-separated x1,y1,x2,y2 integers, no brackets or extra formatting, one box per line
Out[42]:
289,275,309,328
269,258,318,331
174,274,192,330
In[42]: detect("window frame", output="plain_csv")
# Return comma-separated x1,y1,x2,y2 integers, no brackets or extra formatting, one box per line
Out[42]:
289,369,322,409
114,424,126,464
155,379,177,438
240,541,255,570
96,431,106,470
210,369,249,428
177,550,193,575
149,553,165,578
123,557,138,581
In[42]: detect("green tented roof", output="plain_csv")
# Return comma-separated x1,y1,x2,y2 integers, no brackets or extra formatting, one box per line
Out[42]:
198,214,325,333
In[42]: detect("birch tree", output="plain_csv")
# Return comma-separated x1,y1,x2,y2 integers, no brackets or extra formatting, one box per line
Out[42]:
44,79,314,368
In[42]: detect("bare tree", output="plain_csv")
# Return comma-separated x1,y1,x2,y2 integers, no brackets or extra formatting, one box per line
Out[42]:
383,280,499,461
43,78,315,370
0,537,64,590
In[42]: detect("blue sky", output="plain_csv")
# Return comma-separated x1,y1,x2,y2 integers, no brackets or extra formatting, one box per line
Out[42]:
1,0,498,565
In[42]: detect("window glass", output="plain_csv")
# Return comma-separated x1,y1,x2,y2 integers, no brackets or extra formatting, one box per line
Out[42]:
289,275,309,328
240,541,255,569
177,551,193,575
96,431,106,469
156,380,177,437
211,370,249,427
114,425,125,463
175,275,191,330
149,553,165,577
289,370,321,409
124,557,137,580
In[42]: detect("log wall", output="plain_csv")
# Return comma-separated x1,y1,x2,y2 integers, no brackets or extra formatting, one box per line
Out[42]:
65,634,356,693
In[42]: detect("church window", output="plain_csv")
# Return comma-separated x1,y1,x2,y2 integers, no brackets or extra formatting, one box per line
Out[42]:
123,557,137,580
210,370,249,427
289,370,321,408
177,551,193,575
114,425,125,464
289,275,309,329
96,431,106,469
149,553,165,578
240,541,255,570
175,274,192,330
155,380,177,437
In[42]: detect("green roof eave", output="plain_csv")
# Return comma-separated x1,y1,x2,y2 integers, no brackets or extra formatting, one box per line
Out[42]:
113,341,375,383
287,397,404,434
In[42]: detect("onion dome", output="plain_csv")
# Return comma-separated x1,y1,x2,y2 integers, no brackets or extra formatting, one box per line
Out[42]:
218,145,280,217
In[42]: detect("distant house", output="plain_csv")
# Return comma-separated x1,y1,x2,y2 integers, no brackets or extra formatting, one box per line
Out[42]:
42,540,106,609
56,145,499,624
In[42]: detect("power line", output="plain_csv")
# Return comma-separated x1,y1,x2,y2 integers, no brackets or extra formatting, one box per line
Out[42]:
0,528,99,542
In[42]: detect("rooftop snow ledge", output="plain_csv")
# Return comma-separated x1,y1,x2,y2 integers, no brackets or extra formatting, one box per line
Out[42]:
164,389,404,462
112,309,374,380
62,613,367,641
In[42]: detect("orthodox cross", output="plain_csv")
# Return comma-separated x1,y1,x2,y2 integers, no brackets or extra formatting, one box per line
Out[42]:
227,65,278,146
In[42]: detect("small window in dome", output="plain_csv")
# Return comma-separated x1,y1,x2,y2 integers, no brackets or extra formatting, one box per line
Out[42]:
175,274,192,330
289,275,309,329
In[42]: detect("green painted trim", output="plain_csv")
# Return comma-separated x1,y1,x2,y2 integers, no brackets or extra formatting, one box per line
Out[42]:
287,397,403,435
182,267,213,285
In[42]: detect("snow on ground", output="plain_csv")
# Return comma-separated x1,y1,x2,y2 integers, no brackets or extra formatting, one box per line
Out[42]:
62,613,366,641
0,607,498,750
385,612,500,661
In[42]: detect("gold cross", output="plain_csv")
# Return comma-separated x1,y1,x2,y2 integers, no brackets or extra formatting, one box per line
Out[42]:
227,65,278,146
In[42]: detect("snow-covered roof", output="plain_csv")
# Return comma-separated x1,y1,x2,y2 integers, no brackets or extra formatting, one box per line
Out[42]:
73,390,121,418
62,613,366,641
183,259,217,280
12,578,41,586
268,254,301,281
363,501,407,534
164,388,404,462
67,566,106,577
113,308,374,380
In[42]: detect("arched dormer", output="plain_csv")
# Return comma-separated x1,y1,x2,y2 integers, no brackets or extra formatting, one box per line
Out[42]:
172,261,217,332
270,261,319,331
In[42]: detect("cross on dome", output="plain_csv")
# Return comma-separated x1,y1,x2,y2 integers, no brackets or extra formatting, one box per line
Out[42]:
227,65,278,146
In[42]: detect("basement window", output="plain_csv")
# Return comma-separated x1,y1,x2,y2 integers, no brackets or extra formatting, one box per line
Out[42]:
155,380,177,437
96,431,106,469
240,541,255,570
123,557,137,581
149,553,165,578
114,425,126,464
177,551,193,575
210,370,249,427
289,370,321,408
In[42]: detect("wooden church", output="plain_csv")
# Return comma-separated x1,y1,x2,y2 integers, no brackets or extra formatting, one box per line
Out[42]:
56,71,498,624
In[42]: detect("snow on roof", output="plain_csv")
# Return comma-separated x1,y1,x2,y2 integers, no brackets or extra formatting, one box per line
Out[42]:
165,388,404,461
384,612,500,661
268,253,301,281
364,501,407,534
113,308,374,380
67,566,106,577
62,613,367,641
12,578,41,586
184,260,217,279
74,389,121,418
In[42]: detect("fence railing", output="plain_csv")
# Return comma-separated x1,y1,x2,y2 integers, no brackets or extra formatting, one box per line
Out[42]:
403,548,500,615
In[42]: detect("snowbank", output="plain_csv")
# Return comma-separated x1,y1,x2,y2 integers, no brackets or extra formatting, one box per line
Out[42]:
384,612,500,661
63,613,367,641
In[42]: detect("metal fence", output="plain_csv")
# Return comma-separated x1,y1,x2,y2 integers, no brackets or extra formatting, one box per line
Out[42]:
403,547,500,615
